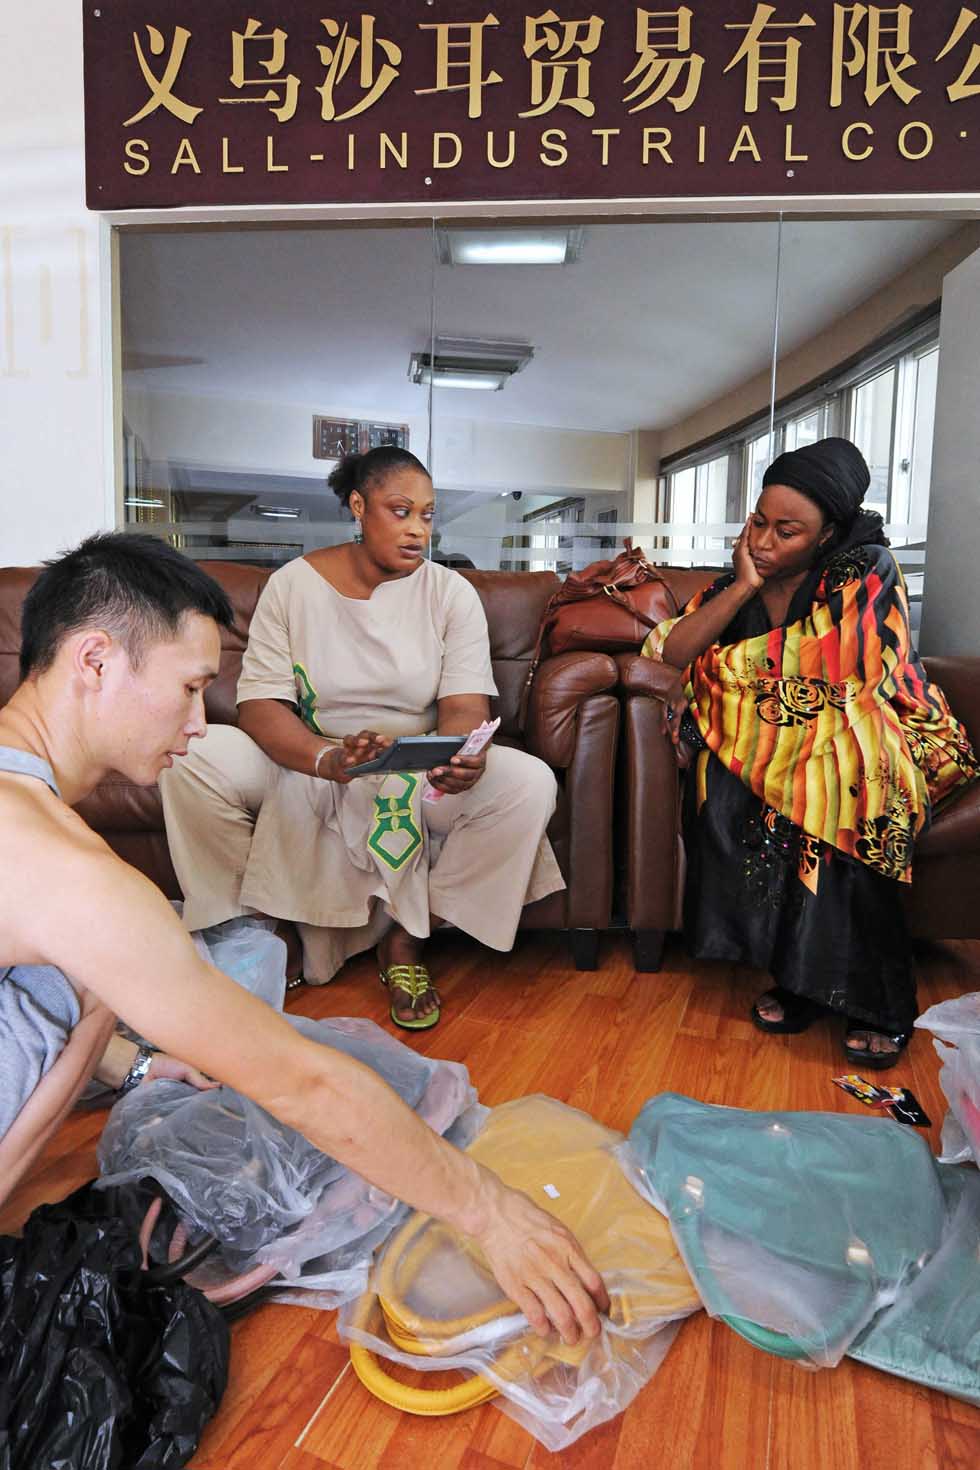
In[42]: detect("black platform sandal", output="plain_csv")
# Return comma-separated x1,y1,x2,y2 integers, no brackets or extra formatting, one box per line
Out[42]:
843,1021,911,1071
751,986,823,1035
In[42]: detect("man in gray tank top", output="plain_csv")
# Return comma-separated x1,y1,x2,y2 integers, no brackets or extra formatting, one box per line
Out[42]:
0,533,607,1346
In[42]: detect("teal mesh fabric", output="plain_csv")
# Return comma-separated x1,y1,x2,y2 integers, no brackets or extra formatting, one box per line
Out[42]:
848,1163,980,1405
627,1093,946,1366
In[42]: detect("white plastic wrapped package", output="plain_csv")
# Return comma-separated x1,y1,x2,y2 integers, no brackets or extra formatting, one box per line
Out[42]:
915,991,980,1167
97,1015,476,1304
341,1096,701,1452
190,914,287,1010
626,1093,947,1368
931,1038,980,1168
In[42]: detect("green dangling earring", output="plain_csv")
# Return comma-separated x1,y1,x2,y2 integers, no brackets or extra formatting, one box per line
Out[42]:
353,519,363,544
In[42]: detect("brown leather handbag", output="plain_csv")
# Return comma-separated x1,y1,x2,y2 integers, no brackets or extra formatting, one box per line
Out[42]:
521,539,678,721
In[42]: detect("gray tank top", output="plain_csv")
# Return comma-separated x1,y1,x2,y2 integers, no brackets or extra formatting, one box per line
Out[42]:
0,745,80,1140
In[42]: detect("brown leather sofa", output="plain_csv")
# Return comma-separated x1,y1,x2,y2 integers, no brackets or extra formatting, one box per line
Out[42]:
0,561,620,970
614,568,980,971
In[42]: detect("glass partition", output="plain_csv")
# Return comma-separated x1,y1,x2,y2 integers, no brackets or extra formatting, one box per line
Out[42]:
426,218,781,575
117,212,966,606
119,222,438,566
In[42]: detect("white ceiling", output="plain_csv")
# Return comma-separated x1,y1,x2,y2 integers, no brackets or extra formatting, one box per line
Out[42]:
121,218,956,436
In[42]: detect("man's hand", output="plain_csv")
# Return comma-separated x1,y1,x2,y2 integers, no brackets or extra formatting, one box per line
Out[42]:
427,749,487,796
146,1053,218,1091
321,731,392,783
470,1173,610,1345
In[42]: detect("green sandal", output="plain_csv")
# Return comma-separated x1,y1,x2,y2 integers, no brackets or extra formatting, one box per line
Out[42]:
379,964,441,1031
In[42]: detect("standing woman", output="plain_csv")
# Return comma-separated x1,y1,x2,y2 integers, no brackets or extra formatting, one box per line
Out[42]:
161,447,563,1030
646,438,978,1068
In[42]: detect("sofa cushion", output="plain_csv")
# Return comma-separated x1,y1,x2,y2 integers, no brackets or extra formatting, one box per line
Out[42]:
459,569,560,736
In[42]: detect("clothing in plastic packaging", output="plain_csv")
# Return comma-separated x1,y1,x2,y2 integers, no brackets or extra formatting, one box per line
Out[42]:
97,1016,476,1303
848,1162,980,1405
190,913,287,1010
915,991,980,1167
0,1179,229,1470
625,1093,946,1367
341,1095,701,1451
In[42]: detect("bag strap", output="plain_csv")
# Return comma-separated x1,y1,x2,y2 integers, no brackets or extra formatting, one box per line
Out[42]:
518,542,680,728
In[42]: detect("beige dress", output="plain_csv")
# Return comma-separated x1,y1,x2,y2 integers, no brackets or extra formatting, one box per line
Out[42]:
161,556,563,982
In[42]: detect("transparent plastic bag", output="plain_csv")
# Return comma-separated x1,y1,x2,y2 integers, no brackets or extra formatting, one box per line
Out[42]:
97,1016,476,1303
341,1096,701,1451
932,1038,980,1169
189,914,287,1010
916,991,980,1043
626,1093,946,1368
849,1162,980,1406
915,992,980,1167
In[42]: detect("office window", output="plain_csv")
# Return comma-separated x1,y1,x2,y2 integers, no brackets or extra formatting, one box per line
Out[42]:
663,318,937,565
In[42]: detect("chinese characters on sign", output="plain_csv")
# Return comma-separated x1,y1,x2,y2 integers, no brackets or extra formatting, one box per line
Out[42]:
84,3,980,207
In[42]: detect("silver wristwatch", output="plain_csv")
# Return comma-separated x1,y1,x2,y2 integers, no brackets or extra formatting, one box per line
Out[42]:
119,1043,154,1095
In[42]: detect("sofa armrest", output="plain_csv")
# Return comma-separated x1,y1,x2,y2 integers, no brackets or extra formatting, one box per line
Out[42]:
524,651,619,769
615,651,683,701
922,656,980,753
917,781,980,857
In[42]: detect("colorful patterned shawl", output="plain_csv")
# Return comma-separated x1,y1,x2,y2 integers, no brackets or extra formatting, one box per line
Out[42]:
645,546,978,884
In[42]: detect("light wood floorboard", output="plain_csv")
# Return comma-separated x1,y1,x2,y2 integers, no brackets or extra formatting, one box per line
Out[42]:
2,930,978,1469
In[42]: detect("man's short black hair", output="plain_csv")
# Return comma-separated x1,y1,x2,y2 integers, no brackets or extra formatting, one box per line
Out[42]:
19,532,236,680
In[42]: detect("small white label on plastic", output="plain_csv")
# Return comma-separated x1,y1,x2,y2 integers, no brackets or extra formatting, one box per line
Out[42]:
543,1183,560,1199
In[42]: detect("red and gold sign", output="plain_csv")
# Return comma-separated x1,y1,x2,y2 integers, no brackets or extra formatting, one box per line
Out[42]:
83,2,980,208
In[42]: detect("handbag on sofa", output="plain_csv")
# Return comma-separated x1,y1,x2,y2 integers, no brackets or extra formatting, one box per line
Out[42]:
520,539,678,722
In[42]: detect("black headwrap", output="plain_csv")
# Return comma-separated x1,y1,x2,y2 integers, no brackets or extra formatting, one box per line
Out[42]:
762,436,887,556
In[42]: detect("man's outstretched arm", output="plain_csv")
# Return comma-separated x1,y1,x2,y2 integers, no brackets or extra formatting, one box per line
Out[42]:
10,811,608,1343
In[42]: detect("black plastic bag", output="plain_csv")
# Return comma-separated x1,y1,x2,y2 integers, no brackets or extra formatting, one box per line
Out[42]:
0,1179,230,1470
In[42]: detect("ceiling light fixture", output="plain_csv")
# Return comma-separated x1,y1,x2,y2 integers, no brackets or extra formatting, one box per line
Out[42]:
124,497,165,509
252,504,301,519
408,337,534,392
437,226,584,266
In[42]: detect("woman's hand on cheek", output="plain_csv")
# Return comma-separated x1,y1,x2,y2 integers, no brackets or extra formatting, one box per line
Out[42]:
428,750,486,795
733,518,765,592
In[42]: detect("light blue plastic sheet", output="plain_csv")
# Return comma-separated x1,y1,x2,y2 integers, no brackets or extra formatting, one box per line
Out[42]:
626,1093,946,1367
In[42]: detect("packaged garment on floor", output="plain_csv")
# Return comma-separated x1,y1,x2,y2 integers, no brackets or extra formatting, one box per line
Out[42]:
0,1179,229,1470
190,913,287,1010
915,992,980,1167
848,1162,980,1406
341,1095,701,1452
97,1016,476,1304
931,1039,980,1168
625,1093,946,1368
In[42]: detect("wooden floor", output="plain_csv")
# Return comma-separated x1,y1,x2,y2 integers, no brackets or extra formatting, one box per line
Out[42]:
4,930,980,1469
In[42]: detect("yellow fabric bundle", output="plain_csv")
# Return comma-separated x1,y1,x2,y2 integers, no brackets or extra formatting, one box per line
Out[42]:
348,1096,699,1417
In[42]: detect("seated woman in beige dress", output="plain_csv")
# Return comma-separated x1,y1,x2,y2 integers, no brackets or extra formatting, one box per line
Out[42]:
160,447,563,1030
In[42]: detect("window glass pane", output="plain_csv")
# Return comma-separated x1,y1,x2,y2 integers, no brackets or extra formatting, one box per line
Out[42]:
667,464,696,552
908,348,938,527
849,367,895,515
696,454,729,554
745,433,772,509
783,410,821,452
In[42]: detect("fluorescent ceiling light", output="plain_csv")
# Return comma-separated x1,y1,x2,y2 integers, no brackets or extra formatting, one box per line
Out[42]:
252,504,300,519
124,497,165,508
408,337,534,392
413,366,510,391
438,227,584,266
